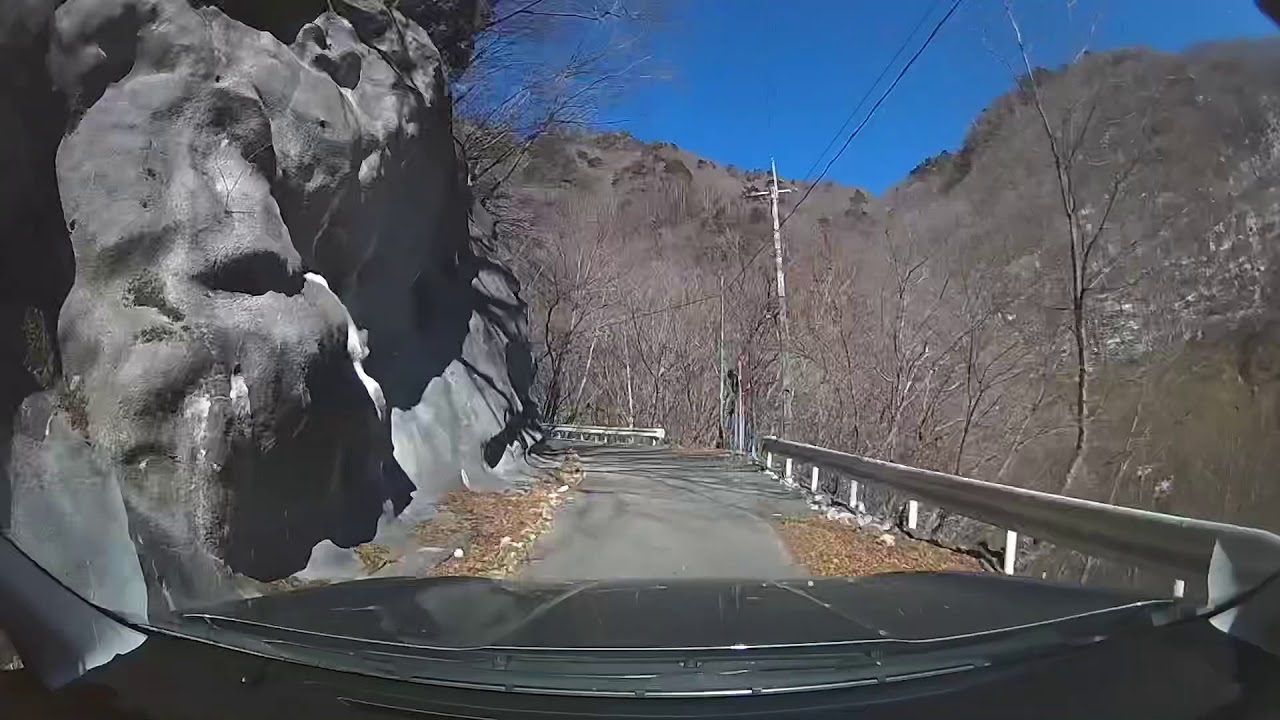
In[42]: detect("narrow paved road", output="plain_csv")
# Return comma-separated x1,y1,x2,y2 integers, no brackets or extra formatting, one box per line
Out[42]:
521,445,812,580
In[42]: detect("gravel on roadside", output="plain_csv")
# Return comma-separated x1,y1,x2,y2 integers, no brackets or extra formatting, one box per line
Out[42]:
426,452,584,578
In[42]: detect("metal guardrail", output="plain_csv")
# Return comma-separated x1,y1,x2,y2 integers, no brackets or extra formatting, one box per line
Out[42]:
760,436,1280,599
547,424,667,445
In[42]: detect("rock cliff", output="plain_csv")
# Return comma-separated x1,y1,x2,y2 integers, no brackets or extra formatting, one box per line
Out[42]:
1,0,537,614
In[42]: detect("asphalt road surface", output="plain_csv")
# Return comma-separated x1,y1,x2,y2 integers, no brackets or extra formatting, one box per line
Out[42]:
521,445,812,580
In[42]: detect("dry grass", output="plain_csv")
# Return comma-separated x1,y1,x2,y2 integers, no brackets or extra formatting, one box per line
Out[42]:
353,543,392,574
263,576,331,593
776,517,985,577
425,453,584,578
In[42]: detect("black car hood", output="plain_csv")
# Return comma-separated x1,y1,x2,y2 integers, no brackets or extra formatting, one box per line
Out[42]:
188,573,1170,650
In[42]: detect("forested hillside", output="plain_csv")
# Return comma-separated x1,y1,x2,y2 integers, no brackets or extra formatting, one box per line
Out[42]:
486,37,1280,562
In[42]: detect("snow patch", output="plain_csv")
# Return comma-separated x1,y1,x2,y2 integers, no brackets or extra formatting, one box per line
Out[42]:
183,393,212,462
229,372,250,420
304,272,386,421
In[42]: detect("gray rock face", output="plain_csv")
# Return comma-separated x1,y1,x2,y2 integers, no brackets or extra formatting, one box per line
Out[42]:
3,0,536,613
0,0,71,455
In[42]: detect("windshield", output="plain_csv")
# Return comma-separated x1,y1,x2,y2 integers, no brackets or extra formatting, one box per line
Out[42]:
3,0,1280,689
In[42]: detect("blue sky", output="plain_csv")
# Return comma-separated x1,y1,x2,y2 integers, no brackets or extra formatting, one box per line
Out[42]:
600,0,1277,195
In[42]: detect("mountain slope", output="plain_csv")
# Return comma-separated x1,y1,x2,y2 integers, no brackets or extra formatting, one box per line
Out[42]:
496,38,1280,589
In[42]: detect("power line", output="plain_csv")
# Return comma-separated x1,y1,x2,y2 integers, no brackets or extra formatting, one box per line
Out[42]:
591,0,967,330
595,225,785,329
596,237,779,331
720,0,963,299
780,0,967,230
798,0,946,184
596,291,724,330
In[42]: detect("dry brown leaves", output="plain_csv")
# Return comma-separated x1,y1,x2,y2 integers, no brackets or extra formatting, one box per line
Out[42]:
353,543,393,574
263,576,332,594
776,517,984,577
425,452,584,578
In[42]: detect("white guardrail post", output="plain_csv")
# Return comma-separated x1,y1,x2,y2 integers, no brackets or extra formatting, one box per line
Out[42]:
784,457,793,484
907,500,919,531
759,436,1280,600
810,466,820,493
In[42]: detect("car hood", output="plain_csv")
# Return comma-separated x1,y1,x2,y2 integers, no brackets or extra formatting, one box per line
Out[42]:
188,572,1171,650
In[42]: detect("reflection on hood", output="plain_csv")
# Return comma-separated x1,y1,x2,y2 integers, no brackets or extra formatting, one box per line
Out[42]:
193,573,1165,650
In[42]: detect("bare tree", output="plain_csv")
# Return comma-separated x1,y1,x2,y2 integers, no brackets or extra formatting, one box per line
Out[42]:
936,260,1039,476
872,222,956,463
1002,1,1156,495
454,0,661,198
526,194,622,420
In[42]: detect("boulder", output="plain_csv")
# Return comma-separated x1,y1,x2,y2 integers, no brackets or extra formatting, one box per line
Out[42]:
3,0,537,612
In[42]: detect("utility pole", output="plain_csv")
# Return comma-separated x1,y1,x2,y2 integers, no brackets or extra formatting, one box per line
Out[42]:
736,357,746,453
744,158,794,438
719,273,726,448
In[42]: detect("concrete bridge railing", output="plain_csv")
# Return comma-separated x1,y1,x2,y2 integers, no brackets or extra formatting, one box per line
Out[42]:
760,436,1280,604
